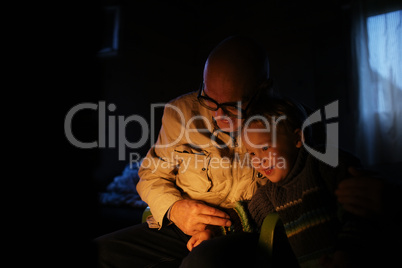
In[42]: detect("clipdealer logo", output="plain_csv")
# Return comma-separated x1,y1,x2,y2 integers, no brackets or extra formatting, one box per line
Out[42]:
302,100,339,167
64,100,339,167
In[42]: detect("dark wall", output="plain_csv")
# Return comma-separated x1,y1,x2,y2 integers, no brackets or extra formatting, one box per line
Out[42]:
76,0,356,190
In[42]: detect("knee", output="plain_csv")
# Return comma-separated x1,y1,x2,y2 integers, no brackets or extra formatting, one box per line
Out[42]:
93,234,123,267
92,235,108,266
180,242,224,268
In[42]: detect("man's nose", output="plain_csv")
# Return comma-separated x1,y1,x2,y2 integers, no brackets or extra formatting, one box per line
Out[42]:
214,107,227,117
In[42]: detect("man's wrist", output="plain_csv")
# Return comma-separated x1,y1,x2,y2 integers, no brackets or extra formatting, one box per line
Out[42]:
167,200,182,223
162,206,174,226
165,201,178,225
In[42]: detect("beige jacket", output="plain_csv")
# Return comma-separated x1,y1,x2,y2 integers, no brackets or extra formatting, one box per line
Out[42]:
137,91,263,227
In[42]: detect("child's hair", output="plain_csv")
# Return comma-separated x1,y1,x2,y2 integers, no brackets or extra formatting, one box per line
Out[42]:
243,92,312,144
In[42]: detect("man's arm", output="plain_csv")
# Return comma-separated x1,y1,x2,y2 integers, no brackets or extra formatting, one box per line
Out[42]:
335,167,384,218
336,166,402,220
137,146,183,227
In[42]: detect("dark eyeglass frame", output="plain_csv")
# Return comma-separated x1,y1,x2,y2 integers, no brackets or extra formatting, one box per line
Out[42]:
197,82,257,119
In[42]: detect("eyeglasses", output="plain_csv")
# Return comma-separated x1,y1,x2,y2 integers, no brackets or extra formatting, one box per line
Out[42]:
197,83,256,119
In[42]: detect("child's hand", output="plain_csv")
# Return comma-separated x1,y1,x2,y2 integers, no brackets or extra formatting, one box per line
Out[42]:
186,229,214,251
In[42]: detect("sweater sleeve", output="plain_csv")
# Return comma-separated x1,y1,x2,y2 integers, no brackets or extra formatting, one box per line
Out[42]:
247,184,276,230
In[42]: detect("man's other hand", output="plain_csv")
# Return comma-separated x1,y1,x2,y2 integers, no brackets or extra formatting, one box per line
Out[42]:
336,167,383,218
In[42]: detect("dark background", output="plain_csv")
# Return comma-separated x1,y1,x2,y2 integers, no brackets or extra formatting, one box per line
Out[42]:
55,0,395,266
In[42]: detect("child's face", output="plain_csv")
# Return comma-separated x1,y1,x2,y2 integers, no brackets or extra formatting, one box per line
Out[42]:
243,122,302,183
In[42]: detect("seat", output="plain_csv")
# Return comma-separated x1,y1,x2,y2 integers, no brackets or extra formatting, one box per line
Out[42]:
142,206,152,224
258,211,281,259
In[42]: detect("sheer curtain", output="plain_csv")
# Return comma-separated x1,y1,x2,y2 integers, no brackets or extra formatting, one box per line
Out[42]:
351,1,402,166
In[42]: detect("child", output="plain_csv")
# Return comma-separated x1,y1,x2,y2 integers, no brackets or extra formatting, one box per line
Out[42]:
187,95,382,267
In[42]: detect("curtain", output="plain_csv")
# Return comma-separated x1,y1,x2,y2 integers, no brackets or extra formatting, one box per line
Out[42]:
351,0,402,166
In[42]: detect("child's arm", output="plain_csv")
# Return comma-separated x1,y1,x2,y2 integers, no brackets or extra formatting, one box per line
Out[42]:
187,228,215,251
186,222,234,251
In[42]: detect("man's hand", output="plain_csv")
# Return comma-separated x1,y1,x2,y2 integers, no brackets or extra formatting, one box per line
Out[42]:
170,199,231,236
335,167,383,218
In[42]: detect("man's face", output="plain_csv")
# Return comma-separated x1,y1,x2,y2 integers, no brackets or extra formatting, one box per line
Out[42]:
203,81,249,132
243,122,302,183
202,54,262,133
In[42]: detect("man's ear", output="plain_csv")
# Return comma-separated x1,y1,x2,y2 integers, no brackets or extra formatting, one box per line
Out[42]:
294,128,304,148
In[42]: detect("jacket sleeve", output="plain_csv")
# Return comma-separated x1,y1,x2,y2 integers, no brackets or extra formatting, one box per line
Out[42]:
137,101,185,227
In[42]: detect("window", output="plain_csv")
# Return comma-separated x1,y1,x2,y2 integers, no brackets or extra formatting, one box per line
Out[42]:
352,3,401,166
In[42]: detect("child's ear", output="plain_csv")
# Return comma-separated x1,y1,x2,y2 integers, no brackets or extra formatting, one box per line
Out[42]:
294,129,303,148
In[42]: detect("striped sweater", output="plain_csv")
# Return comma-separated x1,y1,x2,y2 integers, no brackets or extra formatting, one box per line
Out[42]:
246,146,369,267
211,146,398,267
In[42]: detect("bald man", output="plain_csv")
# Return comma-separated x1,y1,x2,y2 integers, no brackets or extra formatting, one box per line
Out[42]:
137,36,271,235
95,36,273,268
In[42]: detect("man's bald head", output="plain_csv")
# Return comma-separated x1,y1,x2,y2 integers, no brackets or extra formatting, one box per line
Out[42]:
203,36,270,102
201,36,270,132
